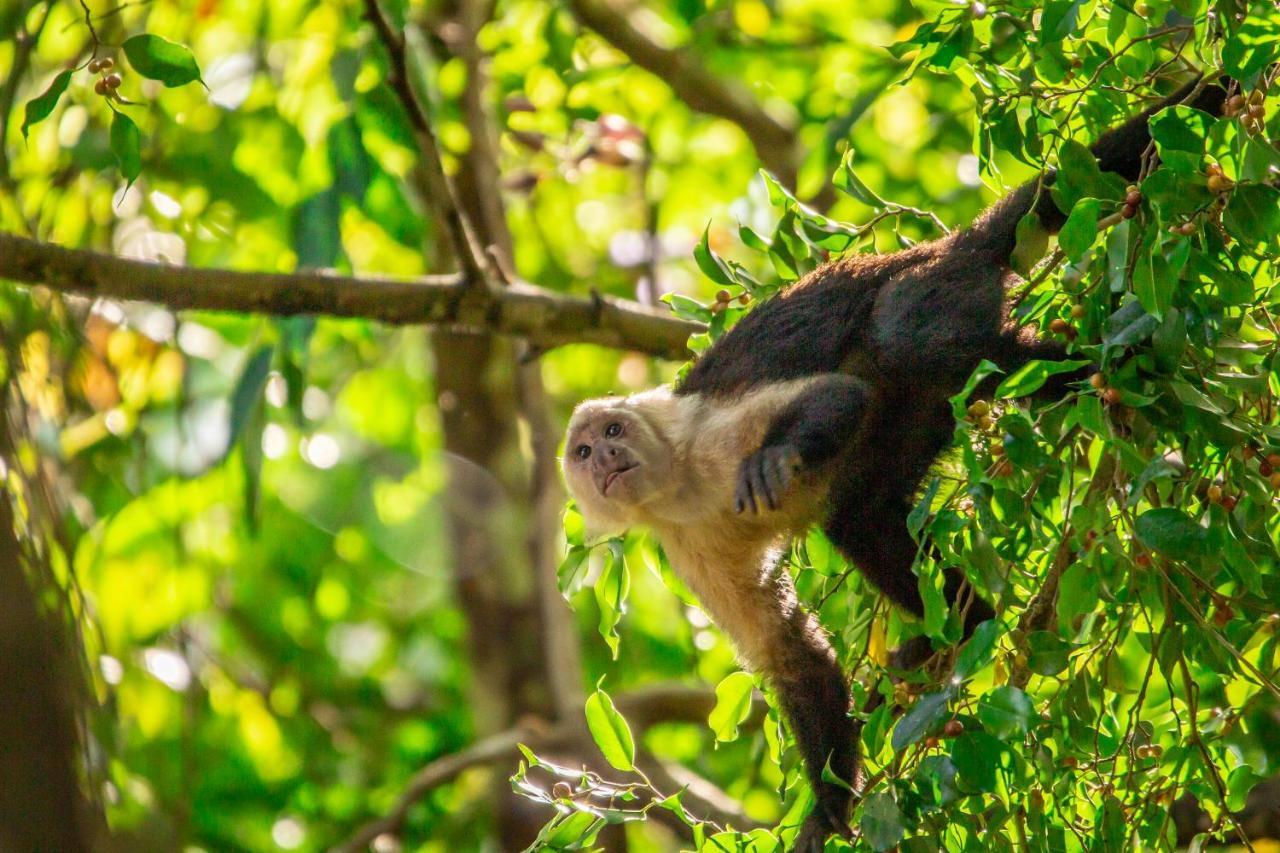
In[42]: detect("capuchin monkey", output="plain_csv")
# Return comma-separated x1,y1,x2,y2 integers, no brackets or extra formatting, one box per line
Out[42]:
562,77,1227,849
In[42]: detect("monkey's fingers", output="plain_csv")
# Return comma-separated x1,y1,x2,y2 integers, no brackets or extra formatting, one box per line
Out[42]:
762,445,800,502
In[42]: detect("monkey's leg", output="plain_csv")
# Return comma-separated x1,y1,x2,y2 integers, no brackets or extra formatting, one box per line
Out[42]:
736,375,868,514
823,397,995,669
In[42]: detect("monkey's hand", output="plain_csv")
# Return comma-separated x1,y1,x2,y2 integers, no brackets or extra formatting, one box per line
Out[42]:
735,444,802,514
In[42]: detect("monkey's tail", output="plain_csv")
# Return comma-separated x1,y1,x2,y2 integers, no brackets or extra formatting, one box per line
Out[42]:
957,74,1229,264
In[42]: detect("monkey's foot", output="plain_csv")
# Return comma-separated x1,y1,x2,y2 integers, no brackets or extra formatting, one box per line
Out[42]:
735,444,802,514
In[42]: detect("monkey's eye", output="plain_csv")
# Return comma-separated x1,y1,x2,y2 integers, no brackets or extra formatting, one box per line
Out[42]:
604,422,622,438
576,445,591,460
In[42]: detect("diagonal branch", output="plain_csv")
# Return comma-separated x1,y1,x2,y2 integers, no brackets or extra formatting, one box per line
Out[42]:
0,232,701,359
567,0,803,192
362,0,489,286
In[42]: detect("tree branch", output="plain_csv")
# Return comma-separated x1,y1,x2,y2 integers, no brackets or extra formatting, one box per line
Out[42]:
567,0,802,192
362,0,489,285
329,682,769,853
0,232,701,359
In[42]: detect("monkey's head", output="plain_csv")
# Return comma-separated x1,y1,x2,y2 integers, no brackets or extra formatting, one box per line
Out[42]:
562,388,677,534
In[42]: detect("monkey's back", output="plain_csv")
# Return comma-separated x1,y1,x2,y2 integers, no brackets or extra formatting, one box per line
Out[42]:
676,240,964,397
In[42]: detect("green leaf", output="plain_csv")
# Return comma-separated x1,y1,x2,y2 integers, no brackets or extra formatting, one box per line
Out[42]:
1135,507,1208,560
228,346,273,448
1226,764,1263,812
593,540,629,658
110,110,143,190
584,688,635,771
1058,198,1100,262
977,686,1034,741
860,792,905,852
1053,139,1127,212
951,731,1008,793
557,545,590,596
123,34,204,87
707,672,755,742
892,688,953,752
1223,15,1280,79
1224,185,1280,248
835,151,886,207
1026,631,1073,675
1148,106,1213,156
1040,0,1084,42
1011,211,1048,276
953,619,1000,680
694,225,734,285
20,70,72,139
994,359,1090,398
1104,299,1160,348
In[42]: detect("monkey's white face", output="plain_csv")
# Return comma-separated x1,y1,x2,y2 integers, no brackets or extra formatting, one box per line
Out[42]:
562,391,676,534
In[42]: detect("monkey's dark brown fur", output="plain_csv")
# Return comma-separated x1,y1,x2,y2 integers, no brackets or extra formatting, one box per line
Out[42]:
564,77,1227,850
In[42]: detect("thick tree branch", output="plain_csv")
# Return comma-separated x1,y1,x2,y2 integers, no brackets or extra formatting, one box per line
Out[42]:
0,233,701,359
568,0,802,192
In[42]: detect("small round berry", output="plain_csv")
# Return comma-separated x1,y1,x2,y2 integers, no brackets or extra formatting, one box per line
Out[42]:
977,414,995,431
738,293,751,306
1061,756,1079,769
994,459,1014,477
88,58,103,73
1121,203,1138,219
1207,174,1231,193
716,289,731,304
98,57,114,72
1207,484,1224,504
1250,89,1265,106
104,73,122,89
991,441,1005,456
1049,318,1071,335
1089,373,1106,390
1125,190,1142,207
943,719,964,738
1213,605,1234,627
1102,388,1122,405
1070,304,1086,319
1243,445,1258,461
1260,460,1273,477
552,781,573,799
1225,95,1246,116
1178,221,1197,236
94,78,109,96
925,735,941,749
1269,471,1280,490
1266,452,1280,467
1135,552,1152,567
1221,494,1238,511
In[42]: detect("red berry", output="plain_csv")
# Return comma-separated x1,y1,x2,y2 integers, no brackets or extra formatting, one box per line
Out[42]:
943,719,965,738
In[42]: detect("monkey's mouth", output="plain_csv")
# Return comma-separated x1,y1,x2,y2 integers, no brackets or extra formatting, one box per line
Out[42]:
602,465,637,495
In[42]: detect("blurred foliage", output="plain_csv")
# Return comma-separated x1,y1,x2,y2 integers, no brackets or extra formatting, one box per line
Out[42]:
1,0,1279,850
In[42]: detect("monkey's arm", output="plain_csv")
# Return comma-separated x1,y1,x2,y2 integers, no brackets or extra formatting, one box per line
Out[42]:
736,374,868,514
659,539,857,846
